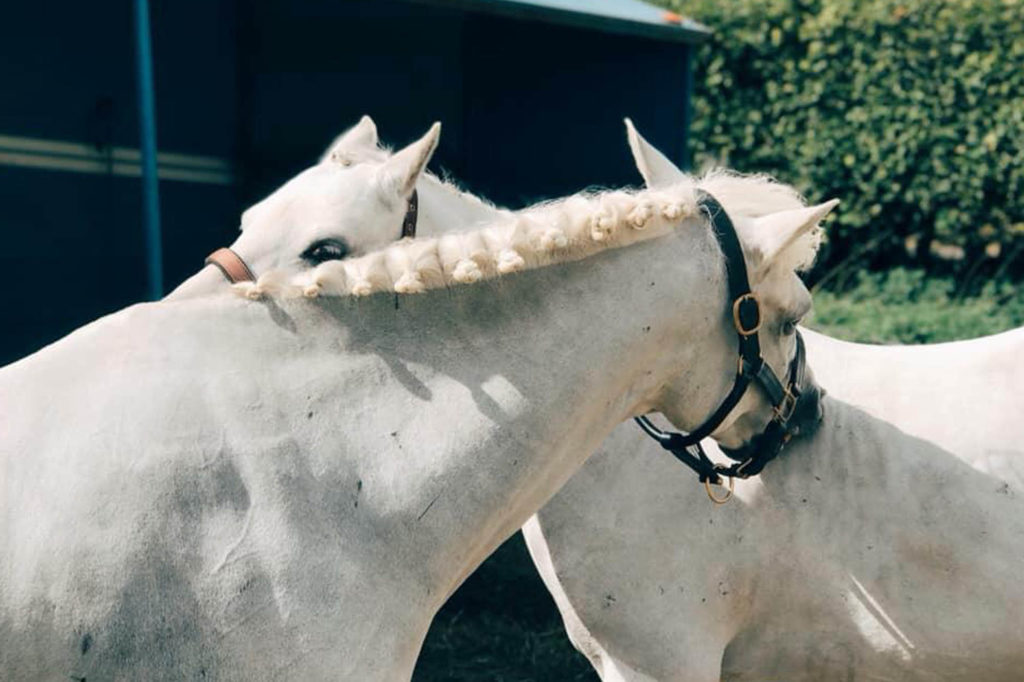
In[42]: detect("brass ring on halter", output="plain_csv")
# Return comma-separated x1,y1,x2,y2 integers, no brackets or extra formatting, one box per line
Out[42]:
732,293,762,336
773,385,798,422
704,475,735,504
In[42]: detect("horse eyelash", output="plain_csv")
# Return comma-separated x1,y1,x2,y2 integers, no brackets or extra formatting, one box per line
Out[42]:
302,239,351,264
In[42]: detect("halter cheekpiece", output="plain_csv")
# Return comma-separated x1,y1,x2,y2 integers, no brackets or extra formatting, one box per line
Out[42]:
205,190,421,284
634,190,822,503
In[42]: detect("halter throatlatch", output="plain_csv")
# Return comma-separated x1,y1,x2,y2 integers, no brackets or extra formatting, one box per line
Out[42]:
205,191,421,284
401,189,419,239
634,191,823,503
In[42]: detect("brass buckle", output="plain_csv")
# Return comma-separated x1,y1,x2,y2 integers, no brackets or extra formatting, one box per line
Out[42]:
773,385,798,423
704,475,735,504
734,457,755,478
732,293,761,336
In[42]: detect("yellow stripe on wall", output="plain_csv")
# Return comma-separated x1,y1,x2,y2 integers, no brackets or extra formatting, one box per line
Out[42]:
0,134,234,185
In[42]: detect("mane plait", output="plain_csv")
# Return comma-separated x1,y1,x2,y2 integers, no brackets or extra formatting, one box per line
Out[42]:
235,183,702,300
230,170,820,301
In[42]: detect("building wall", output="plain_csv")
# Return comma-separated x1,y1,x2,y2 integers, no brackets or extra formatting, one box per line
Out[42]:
0,0,238,364
237,0,467,204
0,0,693,365
462,11,689,205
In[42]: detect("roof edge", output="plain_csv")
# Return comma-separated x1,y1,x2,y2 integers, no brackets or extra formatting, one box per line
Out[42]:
401,0,711,44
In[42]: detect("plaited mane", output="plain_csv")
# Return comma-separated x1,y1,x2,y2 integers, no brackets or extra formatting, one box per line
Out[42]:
232,171,814,300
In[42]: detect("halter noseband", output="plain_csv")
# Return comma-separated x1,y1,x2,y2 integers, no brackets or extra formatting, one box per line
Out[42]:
205,190,420,284
634,190,822,503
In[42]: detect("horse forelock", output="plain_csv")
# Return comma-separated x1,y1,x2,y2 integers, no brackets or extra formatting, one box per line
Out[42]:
698,169,821,273
232,183,698,300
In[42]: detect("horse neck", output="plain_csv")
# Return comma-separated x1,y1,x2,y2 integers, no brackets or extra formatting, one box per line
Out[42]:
415,173,508,235
0,224,730,679
164,265,226,301
754,395,1024,655
274,228,726,605
759,395,1024,559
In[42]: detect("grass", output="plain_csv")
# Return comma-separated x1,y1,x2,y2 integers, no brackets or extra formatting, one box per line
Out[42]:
413,535,596,681
807,269,1024,344
413,270,1024,680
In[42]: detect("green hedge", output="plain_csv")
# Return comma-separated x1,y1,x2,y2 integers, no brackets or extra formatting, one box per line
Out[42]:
664,0,1024,288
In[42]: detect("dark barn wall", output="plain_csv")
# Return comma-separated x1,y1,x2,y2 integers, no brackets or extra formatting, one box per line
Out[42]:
1,0,694,366
462,12,689,205
0,0,238,365
237,0,468,206
149,1,242,289
239,0,691,208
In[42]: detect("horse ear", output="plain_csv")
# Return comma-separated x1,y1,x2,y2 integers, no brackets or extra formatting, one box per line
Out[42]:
321,115,379,162
748,199,839,275
378,122,441,199
625,118,686,188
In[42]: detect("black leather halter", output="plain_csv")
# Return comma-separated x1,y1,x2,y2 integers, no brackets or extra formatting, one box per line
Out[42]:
634,191,822,496
401,189,419,239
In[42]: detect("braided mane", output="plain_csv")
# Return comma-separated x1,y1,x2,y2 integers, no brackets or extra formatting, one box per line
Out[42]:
233,171,814,300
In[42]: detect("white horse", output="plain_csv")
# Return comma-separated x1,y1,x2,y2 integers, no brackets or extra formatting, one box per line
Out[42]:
0,118,835,681
244,119,1024,679
170,116,509,302
521,122,1024,681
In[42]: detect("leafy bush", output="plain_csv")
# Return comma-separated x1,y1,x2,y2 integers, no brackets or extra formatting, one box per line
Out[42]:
664,0,1024,286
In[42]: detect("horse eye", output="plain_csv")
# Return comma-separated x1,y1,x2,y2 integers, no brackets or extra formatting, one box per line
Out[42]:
302,239,350,265
781,319,800,335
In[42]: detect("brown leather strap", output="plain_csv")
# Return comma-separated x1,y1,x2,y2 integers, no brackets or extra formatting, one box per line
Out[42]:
207,194,414,284
205,247,256,283
401,189,419,239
